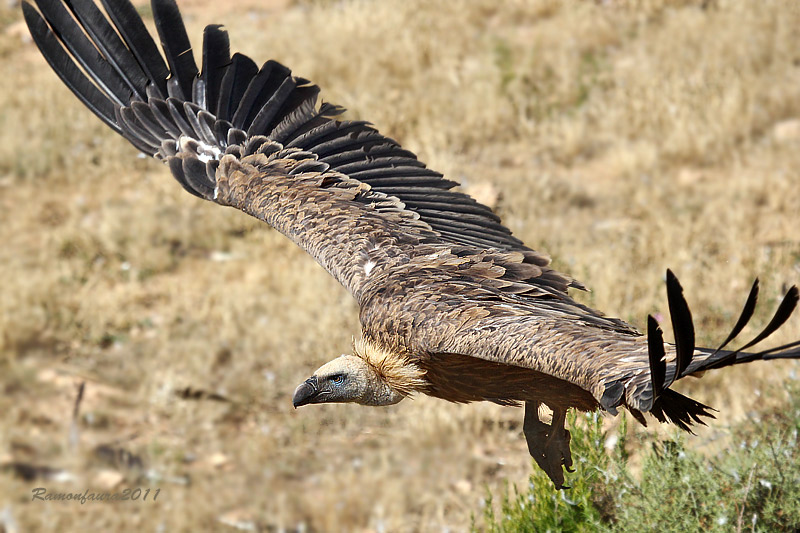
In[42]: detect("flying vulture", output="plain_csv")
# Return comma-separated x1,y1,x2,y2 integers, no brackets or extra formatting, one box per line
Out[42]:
23,0,800,489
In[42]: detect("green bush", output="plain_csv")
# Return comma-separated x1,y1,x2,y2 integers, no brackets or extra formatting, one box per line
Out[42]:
480,383,800,532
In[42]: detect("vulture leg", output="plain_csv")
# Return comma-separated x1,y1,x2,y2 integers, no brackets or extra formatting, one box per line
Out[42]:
523,402,574,489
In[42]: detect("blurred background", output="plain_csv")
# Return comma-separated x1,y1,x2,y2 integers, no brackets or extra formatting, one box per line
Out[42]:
1,0,799,530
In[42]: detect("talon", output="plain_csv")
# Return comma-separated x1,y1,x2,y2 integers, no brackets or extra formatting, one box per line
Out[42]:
523,403,575,489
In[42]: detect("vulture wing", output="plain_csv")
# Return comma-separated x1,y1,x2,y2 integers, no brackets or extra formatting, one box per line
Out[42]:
23,0,581,300
360,267,799,420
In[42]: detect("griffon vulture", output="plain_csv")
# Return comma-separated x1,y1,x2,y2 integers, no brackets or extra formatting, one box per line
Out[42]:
23,0,800,489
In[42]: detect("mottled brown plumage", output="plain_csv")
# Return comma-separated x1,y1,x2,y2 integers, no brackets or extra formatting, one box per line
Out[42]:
26,0,800,489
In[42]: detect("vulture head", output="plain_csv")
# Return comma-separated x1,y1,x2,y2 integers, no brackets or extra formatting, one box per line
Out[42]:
292,339,427,407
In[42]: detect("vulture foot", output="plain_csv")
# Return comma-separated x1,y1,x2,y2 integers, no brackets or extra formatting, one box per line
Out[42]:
523,402,574,489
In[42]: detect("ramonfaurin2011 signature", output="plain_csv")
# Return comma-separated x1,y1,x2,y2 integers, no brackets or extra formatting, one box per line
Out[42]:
31,487,161,504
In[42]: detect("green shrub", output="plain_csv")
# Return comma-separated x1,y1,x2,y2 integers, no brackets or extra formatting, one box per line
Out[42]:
480,383,800,532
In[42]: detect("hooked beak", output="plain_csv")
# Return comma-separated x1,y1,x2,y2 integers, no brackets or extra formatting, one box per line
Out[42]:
292,376,319,408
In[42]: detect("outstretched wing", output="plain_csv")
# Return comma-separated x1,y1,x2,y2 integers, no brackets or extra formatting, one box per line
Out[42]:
372,269,798,423
23,0,579,299
359,256,645,408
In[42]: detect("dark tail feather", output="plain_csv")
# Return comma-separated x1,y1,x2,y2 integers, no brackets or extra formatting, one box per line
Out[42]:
650,389,715,433
646,270,799,431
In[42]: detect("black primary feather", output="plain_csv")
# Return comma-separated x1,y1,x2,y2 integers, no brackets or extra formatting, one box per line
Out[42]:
708,285,800,369
25,0,554,254
130,101,167,139
181,156,215,197
64,0,150,100
647,314,666,401
231,60,291,131
247,77,298,137
33,0,130,105
118,106,160,149
152,0,198,101
200,24,231,116
215,53,259,122
666,269,694,383
269,88,325,143
149,98,182,138
755,338,800,359
737,285,799,353
23,2,120,131
167,156,203,198
714,278,759,353
100,0,170,97
164,97,195,138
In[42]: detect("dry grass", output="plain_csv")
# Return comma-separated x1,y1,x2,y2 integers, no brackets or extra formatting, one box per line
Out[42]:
1,0,800,531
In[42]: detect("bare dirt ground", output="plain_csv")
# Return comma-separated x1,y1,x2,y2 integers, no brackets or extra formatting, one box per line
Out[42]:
1,0,800,531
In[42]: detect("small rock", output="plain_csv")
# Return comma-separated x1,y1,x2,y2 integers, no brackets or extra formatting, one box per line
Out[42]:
93,469,124,490
5,20,31,44
463,181,500,210
453,479,473,494
677,167,705,186
773,118,800,143
218,508,257,531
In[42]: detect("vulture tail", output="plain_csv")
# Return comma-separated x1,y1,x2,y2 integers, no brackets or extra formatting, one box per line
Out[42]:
645,269,800,430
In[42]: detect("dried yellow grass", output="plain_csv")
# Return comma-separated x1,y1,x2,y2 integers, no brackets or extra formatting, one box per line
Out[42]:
1,0,800,531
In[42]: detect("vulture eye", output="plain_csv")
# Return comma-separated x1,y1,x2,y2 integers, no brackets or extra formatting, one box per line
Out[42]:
330,374,345,386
